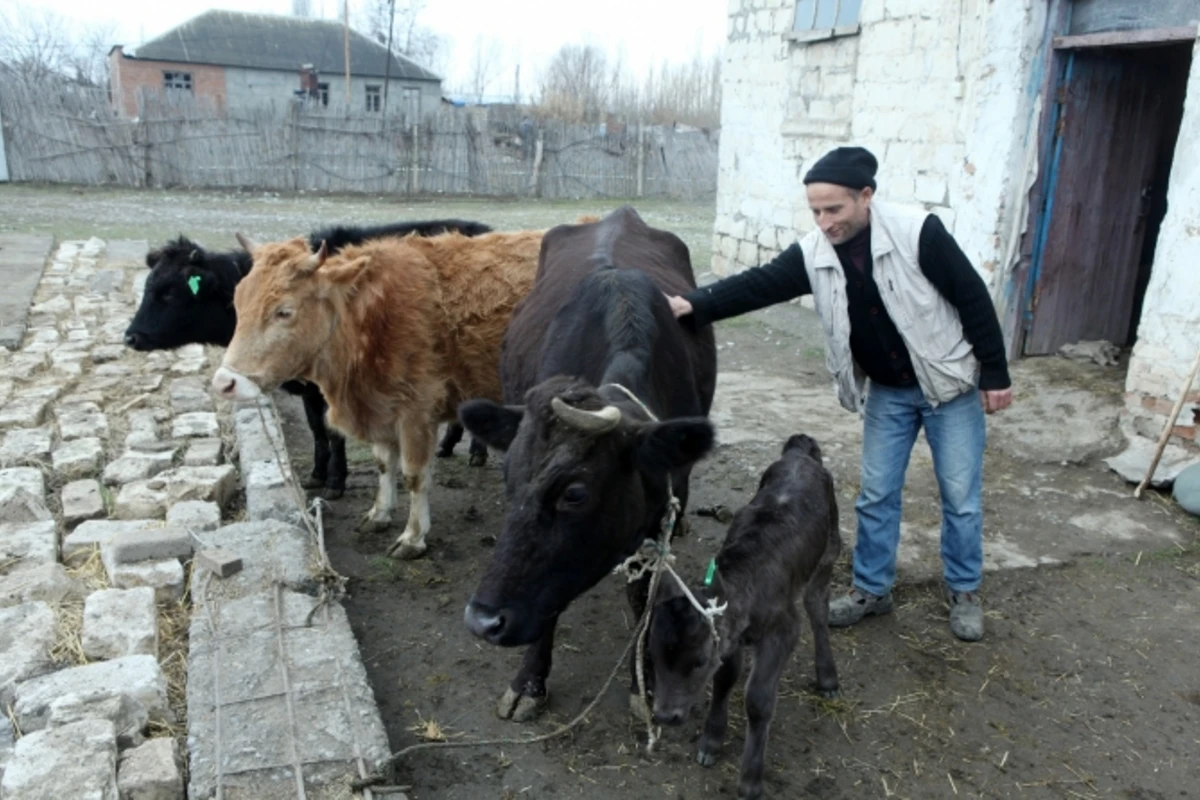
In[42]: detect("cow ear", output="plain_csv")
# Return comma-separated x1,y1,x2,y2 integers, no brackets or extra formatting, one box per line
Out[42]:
633,417,715,474
145,248,162,269
315,253,368,285
458,399,524,452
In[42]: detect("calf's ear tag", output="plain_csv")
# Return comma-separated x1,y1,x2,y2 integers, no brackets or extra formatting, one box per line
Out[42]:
187,275,201,296
703,558,717,587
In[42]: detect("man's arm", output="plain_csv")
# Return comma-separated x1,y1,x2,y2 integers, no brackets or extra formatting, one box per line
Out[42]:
917,215,1013,411
671,243,812,326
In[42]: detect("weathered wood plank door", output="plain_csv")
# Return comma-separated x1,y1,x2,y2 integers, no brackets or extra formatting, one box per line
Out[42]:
1025,49,1167,354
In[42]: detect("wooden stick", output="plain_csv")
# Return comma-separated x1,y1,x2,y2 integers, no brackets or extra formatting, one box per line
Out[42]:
1135,346,1200,499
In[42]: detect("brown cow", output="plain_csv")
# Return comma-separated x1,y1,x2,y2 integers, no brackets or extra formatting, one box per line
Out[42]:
210,229,543,559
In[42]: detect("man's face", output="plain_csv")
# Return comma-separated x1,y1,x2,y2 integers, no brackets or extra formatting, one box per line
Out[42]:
807,183,873,245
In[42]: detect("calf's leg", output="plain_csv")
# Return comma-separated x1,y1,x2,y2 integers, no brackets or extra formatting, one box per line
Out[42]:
738,624,798,800
497,620,557,722
804,560,840,697
697,648,744,766
385,416,436,560
361,439,400,533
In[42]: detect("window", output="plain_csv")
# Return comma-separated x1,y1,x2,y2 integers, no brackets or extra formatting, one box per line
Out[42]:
793,0,861,32
163,71,192,92
318,82,329,107
402,87,419,119
365,84,381,112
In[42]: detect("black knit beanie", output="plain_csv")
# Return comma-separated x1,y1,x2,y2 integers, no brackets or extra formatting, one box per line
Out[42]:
803,146,878,191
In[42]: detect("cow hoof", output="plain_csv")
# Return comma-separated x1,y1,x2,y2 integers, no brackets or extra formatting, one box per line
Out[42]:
302,475,326,490
322,487,345,501
358,516,391,533
816,685,840,700
696,745,721,768
468,452,488,467
435,448,454,458
496,687,547,722
628,693,652,724
386,538,427,560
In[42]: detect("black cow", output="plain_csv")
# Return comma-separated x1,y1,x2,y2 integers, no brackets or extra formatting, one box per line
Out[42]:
458,205,717,722
647,433,840,800
124,219,493,498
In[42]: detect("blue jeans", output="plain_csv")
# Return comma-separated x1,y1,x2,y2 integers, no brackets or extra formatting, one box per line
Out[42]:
852,383,986,596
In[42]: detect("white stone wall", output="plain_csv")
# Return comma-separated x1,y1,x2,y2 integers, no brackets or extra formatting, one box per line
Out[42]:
1122,36,1200,448
713,0,1047,323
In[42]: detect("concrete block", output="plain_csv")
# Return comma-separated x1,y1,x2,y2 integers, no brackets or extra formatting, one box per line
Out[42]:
0,426,52,461
108,524,192,564
114,481,169,520
186,591,390,799
47,690,148,748
183,437,222,467
154,465,238,508
103,451,176,486
0,394,50,429
90,344,125,364
169,378,213,415
13,654,170,733
0,486,52,524
0,520,58,568
56,402,109,441
107,559,185,602
64,519,162,563
118,738,183,800
52,436,104,480
0,563,86,609
82,587,159,660
914,174,948,205
195,548,243,578
171,412,219,439
0,602,57,709
0,719,118,800
0,715,12,787
62,479,106,526
166,500,221,532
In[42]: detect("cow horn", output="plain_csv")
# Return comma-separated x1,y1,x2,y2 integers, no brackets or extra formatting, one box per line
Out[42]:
235,232,260,254
551,396,621,434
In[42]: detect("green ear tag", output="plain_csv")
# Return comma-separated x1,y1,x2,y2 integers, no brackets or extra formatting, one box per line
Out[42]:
187,275,201,295
703,558,717,587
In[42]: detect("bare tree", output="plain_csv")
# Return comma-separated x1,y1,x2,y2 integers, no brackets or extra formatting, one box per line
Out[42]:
358,0,446,76
538,44,610,122
465,36,503,103
292,0,313,17
0,3,116,86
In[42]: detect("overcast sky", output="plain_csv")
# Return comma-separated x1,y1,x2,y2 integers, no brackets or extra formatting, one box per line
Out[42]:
21,0,727,94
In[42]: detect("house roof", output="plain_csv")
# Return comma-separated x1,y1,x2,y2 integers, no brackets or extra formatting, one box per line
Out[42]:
131,10,439,82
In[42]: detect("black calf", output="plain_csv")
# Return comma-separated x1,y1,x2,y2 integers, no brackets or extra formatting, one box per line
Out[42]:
647,433,841,800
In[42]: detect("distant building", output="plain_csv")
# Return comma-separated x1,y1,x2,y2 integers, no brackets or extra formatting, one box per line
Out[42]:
108,10,441,119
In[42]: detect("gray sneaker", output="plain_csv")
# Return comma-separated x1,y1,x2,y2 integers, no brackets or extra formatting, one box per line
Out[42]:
828,588,894,627
947,590,984,641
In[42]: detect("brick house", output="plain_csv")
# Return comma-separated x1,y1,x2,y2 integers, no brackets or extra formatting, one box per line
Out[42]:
714,0,1200,451
108,10,442,120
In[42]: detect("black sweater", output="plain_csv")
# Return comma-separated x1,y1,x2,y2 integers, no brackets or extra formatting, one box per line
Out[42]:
686,215,1011,391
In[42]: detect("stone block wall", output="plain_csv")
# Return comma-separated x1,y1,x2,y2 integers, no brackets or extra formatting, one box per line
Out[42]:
712,0,1047,310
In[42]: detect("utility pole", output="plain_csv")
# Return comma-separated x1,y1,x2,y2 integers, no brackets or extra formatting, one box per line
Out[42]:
514,63,520,106
382,0,396,118
343,0,351,110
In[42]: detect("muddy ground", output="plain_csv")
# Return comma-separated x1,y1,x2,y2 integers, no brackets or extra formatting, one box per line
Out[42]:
3,184,1197,799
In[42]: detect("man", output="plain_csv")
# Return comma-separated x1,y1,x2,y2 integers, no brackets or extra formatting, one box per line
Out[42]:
667,146,1012,642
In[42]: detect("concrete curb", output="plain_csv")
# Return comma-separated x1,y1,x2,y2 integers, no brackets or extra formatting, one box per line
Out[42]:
185,398,392,798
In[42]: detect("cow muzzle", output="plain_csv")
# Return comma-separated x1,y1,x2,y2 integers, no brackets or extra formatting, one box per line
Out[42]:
211,365,263,401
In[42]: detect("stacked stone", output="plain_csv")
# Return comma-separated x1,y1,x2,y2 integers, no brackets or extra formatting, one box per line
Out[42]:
0,238,226,798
